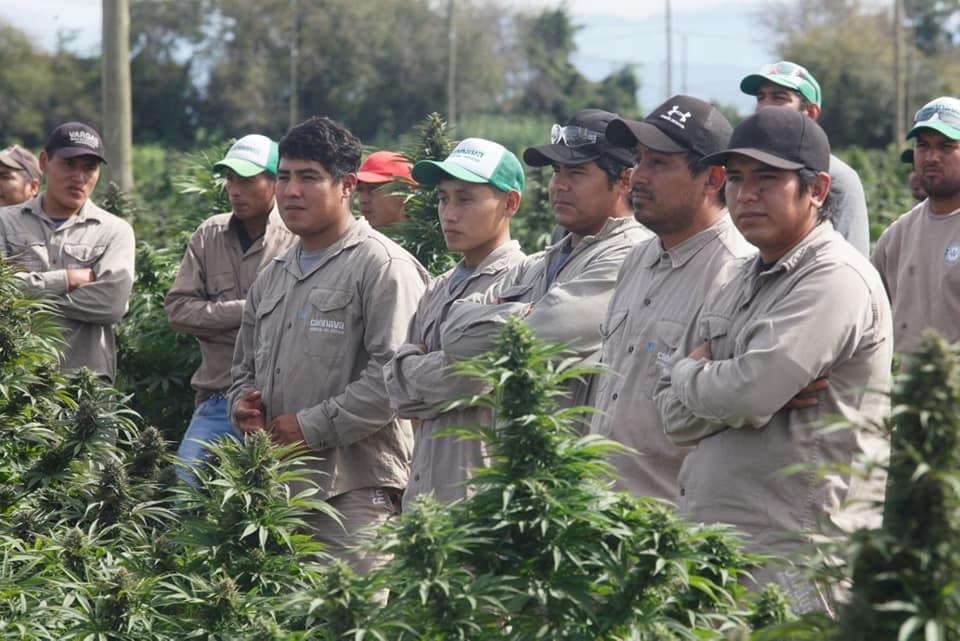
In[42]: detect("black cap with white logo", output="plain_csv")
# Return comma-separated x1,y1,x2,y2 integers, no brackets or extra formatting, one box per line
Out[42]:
606,95,733,158
43,122,107,163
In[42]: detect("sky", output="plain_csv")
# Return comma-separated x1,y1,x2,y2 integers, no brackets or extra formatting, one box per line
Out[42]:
0,0,781,115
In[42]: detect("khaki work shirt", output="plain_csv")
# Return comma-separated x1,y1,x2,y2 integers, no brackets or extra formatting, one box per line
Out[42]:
591,214,755,499
0,195,135,381
164,207,295,402
228,217,429,499
384,241,525,508
872,199,960,353
441,216,651,412
655,223,892,604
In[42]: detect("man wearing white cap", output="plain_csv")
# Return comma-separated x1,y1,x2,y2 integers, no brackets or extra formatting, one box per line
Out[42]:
383,137,526,508
165,134,295,484
0,121,134,382
873,96,960,353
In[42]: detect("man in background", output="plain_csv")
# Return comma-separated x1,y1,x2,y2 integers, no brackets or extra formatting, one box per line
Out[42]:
355,150,415,229
0,144,41,207
0,122,134,383
165,134,294,484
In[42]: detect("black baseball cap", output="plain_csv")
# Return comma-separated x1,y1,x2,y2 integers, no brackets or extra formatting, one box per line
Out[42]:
606,95,733,158
702,108,830,173
523,109,634,168
43,122,107,163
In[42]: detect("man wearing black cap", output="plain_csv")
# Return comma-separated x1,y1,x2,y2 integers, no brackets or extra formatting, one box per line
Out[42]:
0,144,41,207
740,60,870,256
654,108,892,613
0,122,135,383
440,109,651,414
589,96,755,501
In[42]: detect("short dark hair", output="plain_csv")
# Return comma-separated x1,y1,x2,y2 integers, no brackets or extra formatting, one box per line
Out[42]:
797,168,833,222
595,155,632,187
684,150,727,206
278,116,361,181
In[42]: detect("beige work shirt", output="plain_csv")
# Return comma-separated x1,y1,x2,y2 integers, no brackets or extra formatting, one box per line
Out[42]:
872,199,960,353
228,217,429,499
441,216,651,412
384,241,525,508
0,195,135,381
591,214,755,499
164,207,295,402
655,223,892,607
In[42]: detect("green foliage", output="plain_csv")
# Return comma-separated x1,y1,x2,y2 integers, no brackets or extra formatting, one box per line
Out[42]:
836,145,918,242
832,332,960,641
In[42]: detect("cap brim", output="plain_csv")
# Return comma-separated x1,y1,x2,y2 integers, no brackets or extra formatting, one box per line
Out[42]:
214,158,268,177
702,147,805,170
906,121,960,142
740,73,804,97
56,147,106,164
412,160,489,186
610,119,686,153
522,144,600,167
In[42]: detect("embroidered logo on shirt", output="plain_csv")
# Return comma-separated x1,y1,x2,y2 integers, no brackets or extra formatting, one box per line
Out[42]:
309,318,345,334
945,242,960,265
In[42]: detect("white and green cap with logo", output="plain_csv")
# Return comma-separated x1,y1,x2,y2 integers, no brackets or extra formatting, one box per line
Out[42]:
214,134,279,177
907,96,960,141
412,137,524,193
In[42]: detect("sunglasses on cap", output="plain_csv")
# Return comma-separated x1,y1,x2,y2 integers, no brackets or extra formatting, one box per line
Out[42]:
550,124,604,148
913,101,960,130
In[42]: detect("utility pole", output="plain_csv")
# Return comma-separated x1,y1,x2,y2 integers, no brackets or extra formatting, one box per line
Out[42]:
894,0,905,147
665,0,673,98
447,0,457,126
290,0,301,128
102,0,133,192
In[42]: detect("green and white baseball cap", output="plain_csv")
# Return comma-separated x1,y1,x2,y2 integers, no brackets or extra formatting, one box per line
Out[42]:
214,134,279,177
740,60,822,107
907,96,960,141
412,137,524,193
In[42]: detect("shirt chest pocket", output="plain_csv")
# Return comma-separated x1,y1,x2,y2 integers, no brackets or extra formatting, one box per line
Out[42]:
647,318,685,394
254,291,286,373
6,234,48,271
62,242,106,269
497,282,535,303
207,271,238,302
699,314,735,360
304,287,357,358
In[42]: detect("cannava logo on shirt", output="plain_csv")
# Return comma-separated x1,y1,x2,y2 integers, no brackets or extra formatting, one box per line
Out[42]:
68,130,100,150
309,317,345,335
945,242,960,266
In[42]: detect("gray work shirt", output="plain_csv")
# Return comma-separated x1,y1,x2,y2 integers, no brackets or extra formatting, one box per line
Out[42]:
590,214,755,499
0,195,135,381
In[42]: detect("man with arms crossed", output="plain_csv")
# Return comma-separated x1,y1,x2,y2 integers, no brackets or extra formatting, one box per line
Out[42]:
441,109,651,413
229,116,428,570
0,122,134,383
165,134,294,484
655,109,892,614
740,60,870,255
873,96,960,353
590,95,755,500
384,138,526,508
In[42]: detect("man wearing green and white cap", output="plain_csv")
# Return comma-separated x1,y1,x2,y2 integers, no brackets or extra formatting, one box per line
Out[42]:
873,96,960,353
440,110,652,419
384,137,526,508
165,134,295,484
740,60,870,256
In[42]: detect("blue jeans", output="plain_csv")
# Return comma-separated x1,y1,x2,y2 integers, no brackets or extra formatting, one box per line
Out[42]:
176,394,238,485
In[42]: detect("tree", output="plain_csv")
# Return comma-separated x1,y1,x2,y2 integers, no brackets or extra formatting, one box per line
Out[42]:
103,0,134,191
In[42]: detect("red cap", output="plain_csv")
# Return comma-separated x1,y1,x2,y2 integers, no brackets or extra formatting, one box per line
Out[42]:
356,151,415,185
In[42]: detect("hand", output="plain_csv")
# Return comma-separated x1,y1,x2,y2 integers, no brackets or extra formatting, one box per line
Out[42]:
67,268,96,290
234,389,265,433
267,413,306,446
784,373,831,409
688,339,712,361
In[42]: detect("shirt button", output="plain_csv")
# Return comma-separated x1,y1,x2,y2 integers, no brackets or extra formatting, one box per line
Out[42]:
643,298,651,306
612,393,618,400
627,346,634,353
680,488,685,496
275,368,280,374
287,322,292,329
414,474,420,482
900,323,907,329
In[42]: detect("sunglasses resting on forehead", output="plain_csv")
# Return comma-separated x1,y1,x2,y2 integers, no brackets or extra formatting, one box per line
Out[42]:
550,124,605,148
913,102,960,130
